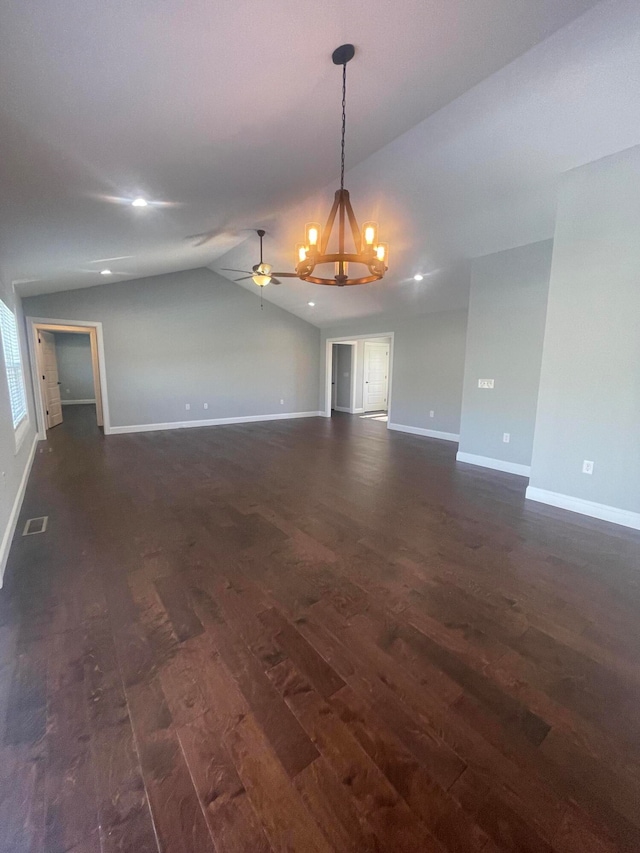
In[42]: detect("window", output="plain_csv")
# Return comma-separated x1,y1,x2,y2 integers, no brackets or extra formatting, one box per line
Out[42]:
0,299,28,434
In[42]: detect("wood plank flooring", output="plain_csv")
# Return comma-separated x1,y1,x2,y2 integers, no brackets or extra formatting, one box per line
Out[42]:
2,404,640,852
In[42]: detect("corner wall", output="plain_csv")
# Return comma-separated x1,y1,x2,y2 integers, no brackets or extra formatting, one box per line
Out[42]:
457,240,552,475
527,145,640,528
55,332,95,402
23,268,321,432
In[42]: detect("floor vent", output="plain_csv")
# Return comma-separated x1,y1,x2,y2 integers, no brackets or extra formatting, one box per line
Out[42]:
23,516,48,536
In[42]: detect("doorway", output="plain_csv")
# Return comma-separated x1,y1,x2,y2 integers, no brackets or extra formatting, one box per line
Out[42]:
331,343,357,413
27,317,111,438
324,333,394,420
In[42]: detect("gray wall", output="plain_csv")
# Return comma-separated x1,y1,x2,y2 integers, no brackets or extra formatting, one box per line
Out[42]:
334,344,353,410
322,309,468,435
458,240,552,467
55,333,95,401
24,268,321,429
529,145,640,514
0,278,37,583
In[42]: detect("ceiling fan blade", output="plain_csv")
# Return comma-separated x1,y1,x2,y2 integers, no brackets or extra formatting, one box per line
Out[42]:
234,276,254,282
270,277,281,285
271,272,299,278
221,268,251,274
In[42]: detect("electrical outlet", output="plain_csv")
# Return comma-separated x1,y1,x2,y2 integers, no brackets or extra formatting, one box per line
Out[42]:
503,432,510,443
582,460,594,475
429,410,434,418
478,378,495,389
185,403,190,410
203,403,208,410
280,399,284,405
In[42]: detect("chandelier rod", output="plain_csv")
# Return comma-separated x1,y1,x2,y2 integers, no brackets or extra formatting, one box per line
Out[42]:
340,62,347,192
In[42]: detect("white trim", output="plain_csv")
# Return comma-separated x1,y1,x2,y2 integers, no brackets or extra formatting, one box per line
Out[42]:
389,422,459,443
334,405,353,413
525,486,640,531
26,317,111,437
324,333,394,422
109,411,323,435
456,451,530,477
353,407,365,414
62,399,96,405
0,435,38,587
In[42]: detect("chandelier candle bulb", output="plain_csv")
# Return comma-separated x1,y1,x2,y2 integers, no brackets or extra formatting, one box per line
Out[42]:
376,243,388,263
306,223,321,249
362,222,378,248
296,243,308,264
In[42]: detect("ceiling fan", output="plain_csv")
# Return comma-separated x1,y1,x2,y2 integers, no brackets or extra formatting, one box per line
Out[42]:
221,230,297,287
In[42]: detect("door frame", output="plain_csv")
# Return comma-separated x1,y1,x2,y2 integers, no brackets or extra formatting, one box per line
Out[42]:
363,340,390,413
26,317,112,439
323,332,394,421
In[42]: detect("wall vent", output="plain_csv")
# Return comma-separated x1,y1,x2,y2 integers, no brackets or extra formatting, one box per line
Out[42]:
23,516,48,536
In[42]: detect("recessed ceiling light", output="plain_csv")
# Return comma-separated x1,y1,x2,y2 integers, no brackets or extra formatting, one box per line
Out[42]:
413,273,424,281
308,301,315,306
100,269,112,275
131,197,148,207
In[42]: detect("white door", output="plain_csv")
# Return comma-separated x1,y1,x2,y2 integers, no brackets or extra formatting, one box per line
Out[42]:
40,331,63,428
363,342,389,412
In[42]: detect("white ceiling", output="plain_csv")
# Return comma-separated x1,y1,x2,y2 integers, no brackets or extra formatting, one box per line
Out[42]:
2,0,637,327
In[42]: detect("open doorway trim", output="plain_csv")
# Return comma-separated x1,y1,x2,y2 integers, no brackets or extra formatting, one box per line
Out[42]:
324,332,394,422
26,317,112,439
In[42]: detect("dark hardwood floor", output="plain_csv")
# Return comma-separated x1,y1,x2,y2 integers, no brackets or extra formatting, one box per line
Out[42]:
2,404,640,852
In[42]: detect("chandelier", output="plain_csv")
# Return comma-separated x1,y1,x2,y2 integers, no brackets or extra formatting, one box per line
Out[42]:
294,44,388,286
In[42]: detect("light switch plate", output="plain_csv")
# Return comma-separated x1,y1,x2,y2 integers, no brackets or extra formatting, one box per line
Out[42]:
478,379,495,389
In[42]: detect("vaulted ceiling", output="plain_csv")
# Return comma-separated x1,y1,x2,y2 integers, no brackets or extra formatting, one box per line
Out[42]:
2,0,638,327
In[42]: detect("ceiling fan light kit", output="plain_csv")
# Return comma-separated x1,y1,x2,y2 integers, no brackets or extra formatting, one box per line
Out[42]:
293,44,389,287
221,229,297,289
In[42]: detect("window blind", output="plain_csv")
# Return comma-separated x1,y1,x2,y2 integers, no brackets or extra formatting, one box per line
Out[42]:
0,300,28,429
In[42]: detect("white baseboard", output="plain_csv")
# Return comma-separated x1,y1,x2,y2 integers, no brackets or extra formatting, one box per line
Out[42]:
388,422,459,443
525,486,640,531
353,407,365,414
108,410,323,436
456,451,530,477
0,435,39,587
62,399,96,405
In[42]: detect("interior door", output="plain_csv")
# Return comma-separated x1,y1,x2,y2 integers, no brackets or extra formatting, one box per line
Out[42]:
363,342,389,412
40,331,63,428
